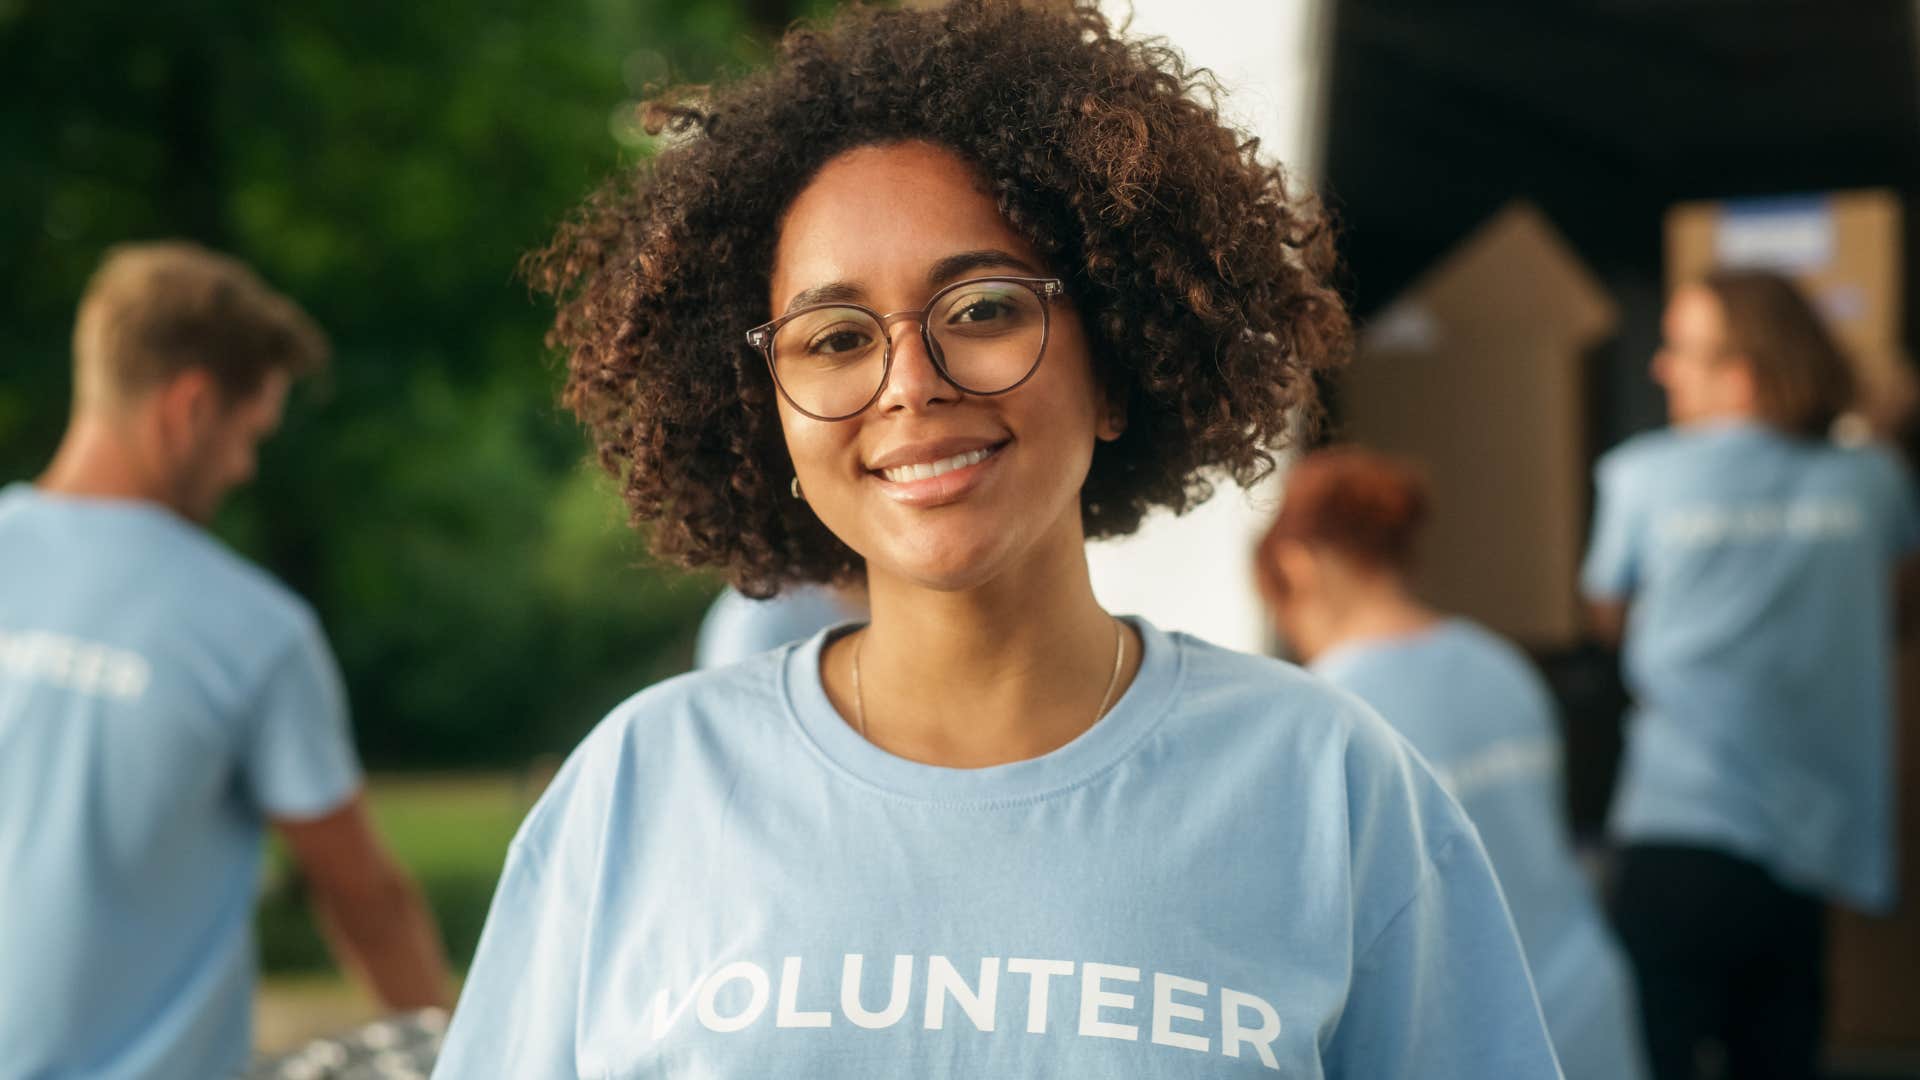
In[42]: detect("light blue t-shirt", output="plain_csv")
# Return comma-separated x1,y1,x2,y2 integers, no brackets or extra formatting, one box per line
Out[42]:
694,586,856,670
1581,423,1920,911
436,619,1562,1078
1312,619,1649,1080
0,485,363,1079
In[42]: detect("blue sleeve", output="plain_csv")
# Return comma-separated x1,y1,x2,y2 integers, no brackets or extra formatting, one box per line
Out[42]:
1581,451,1644,600
1866,447,1920,558
434,716,625,1077
1326,831,1565,1079
432,839,584,1078
245,618,362,819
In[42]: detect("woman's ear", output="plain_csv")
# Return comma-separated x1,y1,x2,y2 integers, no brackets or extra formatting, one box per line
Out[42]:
1720,353,1762,415
1096,384,1129,442
1275,544,1322,604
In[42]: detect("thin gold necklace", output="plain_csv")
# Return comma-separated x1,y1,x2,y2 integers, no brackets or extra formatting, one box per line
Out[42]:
851,617,1128,740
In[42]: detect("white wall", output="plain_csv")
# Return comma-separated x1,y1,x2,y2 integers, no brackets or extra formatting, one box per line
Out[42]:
1087,0,1333,652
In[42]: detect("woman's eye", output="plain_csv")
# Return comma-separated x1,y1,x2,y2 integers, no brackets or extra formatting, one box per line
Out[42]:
808,328,872,355
949,297,1011,324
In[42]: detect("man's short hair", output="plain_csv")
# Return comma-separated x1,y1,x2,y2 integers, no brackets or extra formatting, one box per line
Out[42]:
72,241,329,408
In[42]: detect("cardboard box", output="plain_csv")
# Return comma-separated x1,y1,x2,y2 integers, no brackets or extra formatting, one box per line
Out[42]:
1342,202,1617,649
1667,190,1912,435
1828,633,1920,1046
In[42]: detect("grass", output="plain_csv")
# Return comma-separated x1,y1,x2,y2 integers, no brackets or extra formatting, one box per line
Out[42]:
370,772,536,877
257,770,540,977
255,771,538,1052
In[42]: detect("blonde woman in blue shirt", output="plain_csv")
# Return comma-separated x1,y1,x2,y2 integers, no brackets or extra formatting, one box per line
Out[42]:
1583,271,1919,1080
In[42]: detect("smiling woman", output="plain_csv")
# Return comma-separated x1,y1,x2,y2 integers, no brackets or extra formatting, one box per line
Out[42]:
431,3,1565,1077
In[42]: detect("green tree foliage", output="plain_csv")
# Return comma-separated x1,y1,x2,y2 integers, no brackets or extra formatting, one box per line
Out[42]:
0,0,820,764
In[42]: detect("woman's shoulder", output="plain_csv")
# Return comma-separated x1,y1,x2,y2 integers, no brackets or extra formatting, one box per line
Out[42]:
1164,631,1485,933
508,650,795,852
1167,628,1348,709
1162,629,1445,784
1434,619,1555,700
1595,426,1699,480
1826,437,1913,488
615,647,791,726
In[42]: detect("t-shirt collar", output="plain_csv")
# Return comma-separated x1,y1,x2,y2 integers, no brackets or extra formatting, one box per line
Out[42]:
781,614,1182,806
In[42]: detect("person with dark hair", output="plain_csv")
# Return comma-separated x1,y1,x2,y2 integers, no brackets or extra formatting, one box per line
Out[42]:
0,242,452,1079
1256,447,1649,1080
1583,271,1920,1080
434,3,1563,1075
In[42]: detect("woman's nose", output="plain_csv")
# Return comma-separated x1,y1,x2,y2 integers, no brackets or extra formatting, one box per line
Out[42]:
875,316,960,414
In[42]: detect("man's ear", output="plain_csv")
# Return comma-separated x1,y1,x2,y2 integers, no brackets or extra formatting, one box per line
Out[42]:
151,368,221,453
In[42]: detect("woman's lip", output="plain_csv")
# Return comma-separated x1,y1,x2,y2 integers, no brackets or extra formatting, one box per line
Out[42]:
870,441,1007,506
865,435,1007,473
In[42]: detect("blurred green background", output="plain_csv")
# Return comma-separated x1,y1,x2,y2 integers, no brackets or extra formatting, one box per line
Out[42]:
0,0,829,994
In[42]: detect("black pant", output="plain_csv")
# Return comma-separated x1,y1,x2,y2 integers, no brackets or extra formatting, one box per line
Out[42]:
1611,843,1827,1080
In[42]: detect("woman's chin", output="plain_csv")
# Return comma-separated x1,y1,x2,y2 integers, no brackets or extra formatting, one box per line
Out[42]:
868,536,1021,595
885,562,1004,596
847,492,1083,596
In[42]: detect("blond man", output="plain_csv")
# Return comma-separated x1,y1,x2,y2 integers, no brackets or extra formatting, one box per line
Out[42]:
0,242,450,1079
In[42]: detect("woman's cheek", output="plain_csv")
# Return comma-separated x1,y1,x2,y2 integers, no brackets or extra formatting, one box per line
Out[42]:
780,415,864,527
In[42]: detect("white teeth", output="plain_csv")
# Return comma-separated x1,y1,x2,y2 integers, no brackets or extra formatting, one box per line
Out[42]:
880,447,993,483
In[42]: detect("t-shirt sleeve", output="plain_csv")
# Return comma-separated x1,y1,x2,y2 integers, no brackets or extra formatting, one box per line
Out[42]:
434,713,624,1077
1581,450,1644,600
1866,447,1920,558
432,838,584,1078
245,617,362,819
1325,831,1565,1079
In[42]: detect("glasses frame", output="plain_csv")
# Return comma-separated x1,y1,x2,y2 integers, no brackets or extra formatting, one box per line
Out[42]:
745,275,1064,422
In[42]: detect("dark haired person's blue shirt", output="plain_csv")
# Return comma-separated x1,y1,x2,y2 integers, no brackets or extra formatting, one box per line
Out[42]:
435,619,1563,1077
1583,422,1920,911
694,586,857,670
0,485,362,1079
1314,619,1648,1080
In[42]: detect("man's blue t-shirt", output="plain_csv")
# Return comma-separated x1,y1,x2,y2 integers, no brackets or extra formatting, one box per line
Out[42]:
1581,423,1920,911
694,586,856,670
435,619,1563,1078
1312,619,1648,1080
0,485,363,1079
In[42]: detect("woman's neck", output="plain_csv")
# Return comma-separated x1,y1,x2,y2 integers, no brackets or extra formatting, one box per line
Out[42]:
826,535,1141,768
1311,585,1441,663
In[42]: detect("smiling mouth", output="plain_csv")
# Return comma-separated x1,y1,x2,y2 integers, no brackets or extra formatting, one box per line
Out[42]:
874,443,1004,483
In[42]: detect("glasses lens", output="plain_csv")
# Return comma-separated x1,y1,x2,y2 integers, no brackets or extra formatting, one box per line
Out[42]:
770,306,888,418
927,280,1046,393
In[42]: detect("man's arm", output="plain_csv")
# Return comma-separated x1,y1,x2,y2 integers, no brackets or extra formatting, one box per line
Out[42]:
275,793,452,1010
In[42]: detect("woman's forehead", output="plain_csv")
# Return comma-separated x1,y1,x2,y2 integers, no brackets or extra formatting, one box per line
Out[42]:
1666,285,1724,340
769,142,1038,311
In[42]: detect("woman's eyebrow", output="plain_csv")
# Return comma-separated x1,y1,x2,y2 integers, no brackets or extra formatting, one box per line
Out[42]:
782,281,866,314
927,249,1039,288
780,250,1040,315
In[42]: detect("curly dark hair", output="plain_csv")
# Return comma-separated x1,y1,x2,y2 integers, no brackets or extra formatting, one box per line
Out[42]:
529,0,1351,597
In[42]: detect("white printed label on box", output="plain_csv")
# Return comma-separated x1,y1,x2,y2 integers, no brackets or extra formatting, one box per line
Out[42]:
1714,196,1835,272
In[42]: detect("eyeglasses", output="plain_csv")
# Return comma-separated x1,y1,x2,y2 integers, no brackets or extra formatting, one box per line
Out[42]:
745,276,1064,422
